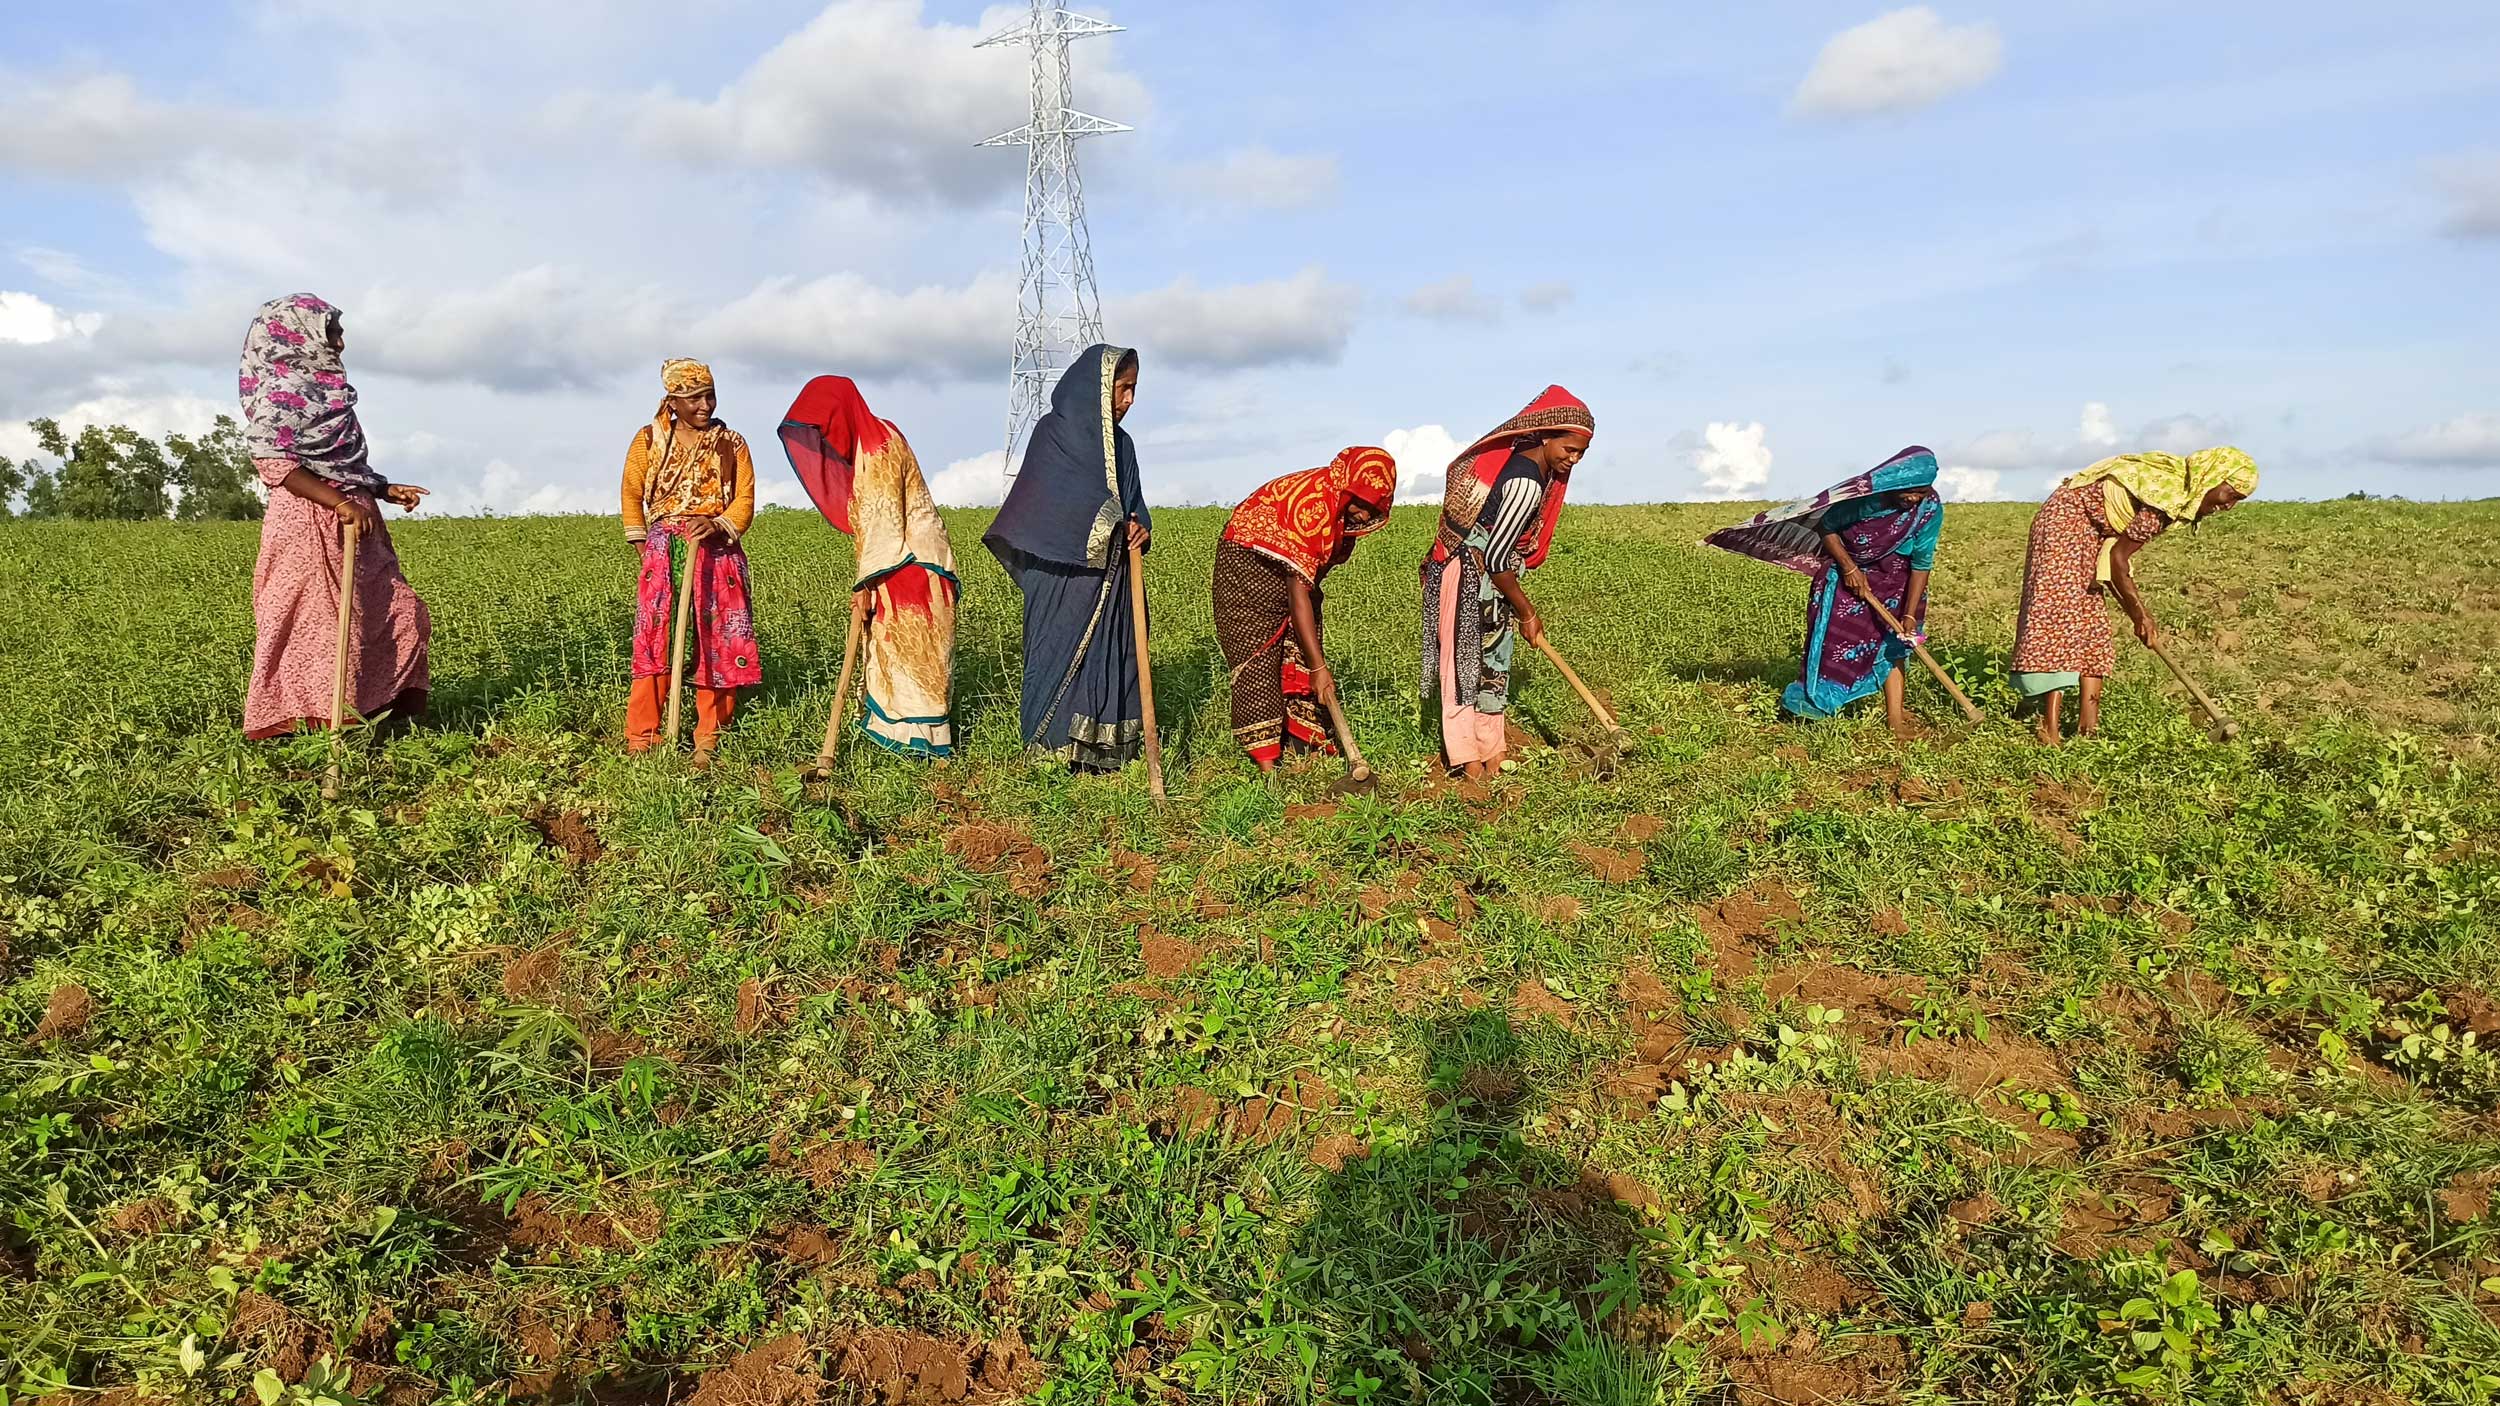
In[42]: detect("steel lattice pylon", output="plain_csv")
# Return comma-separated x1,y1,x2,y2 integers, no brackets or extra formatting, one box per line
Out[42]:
977,0,1129,480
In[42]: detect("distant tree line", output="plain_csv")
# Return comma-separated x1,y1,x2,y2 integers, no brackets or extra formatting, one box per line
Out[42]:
0,416,264,522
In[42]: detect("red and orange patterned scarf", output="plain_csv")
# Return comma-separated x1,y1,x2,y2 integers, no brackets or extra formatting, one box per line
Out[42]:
1221,446,1398,584
1431,385,1594,570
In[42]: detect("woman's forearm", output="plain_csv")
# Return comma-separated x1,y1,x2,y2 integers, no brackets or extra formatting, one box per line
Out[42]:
1903,567,1930,619
1287,577,1326,671
279,467,346,511
1492,570,1534,621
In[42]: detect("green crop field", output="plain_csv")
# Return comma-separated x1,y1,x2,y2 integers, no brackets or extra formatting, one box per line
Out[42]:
4,499,2498,1406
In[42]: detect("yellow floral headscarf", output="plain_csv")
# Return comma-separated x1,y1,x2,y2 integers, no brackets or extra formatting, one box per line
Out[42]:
2062,446,2259,582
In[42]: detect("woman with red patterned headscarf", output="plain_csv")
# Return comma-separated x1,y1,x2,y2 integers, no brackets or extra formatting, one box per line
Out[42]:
777,375,960,758
1212,447,1398,770
1419,387,1594,780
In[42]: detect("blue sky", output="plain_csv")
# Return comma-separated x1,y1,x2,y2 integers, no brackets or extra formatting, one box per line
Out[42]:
2,0,2495,513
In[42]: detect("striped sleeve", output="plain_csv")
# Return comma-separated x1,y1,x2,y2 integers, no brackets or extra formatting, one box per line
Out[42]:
1483,477,1546,572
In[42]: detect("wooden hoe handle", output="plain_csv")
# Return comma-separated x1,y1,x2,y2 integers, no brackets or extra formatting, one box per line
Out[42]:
1858,594,1984,723
1126,534,1165,800
1532,635,1621,734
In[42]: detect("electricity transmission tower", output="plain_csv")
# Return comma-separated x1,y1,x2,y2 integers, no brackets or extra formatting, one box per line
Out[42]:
978,0,1129,478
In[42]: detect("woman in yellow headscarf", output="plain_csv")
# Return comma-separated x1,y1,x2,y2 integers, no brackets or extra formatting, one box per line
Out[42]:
2011,447,2257,743
621,358,761,766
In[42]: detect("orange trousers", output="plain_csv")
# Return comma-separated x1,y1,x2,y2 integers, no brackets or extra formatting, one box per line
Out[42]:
626,675,736,749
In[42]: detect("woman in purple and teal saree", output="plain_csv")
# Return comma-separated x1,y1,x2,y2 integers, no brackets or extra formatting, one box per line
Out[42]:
1704,446,1943,734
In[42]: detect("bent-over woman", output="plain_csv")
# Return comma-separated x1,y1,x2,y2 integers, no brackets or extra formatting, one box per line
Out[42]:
1420,386,1594,780
1213,446,1397,770
778,376,959,757
1704,446,1942,736
239,294,433,740
983,345,1150,772
621,358,761,767
2012,447,2257,742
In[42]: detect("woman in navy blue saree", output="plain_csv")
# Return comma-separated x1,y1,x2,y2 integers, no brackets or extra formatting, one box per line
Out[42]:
983,346,1150,771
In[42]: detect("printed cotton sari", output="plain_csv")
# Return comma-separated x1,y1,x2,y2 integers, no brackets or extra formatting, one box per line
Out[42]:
779,375,959,757
1213,447,1397,763
1705,446,1941,719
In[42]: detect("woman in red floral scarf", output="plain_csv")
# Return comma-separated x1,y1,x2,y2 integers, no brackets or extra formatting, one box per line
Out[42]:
1212,447,1398,770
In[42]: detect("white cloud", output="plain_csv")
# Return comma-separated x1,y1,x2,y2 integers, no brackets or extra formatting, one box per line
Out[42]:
697,269,1014,383
1943,402,2235,492
1111,266,1356,372
1686,421,1774,500
1935,465,2001,501
605,0,1150,207
2135,412,2236,455
2364,413,2500,469
0,291,102,346
927,449,1007,507
1171,147,1339,211
1400,274,1499,323
356,266,675,392
416,458,612,518
1519,280,1574,312
1791,7,2004,119
2429,153,2500,239
0,73,275,179
1382,424,1460,505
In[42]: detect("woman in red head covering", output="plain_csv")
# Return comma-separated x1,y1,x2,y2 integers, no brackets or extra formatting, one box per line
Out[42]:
1212,447,1398,770
777,376,960,758
1419,387,1593,780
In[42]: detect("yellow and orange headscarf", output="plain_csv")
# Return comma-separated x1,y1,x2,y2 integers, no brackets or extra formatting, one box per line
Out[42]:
1221,447,1398,584
2063,446,2259,582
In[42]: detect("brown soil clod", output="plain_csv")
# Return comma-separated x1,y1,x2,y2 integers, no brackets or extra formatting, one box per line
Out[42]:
1283,802,1340,822
502,945,562,1001
689,1333,822,1406
795,1139,878,1190
1692,882,1809,979
1570,841,1642,884
771,1225,848,1267
2442,1172,2495,1225
736,976,779,1035
1510,979,1578,1028
195,866,258,891
1108,848,1157,892
1139,929,1203,979
586,1031,647,1069
1529,895,1585,925
1618,813,1665,842
532,809,604,866
945,823,1051,899
100,1196,181,1241
829,1327,1043,1406
1310,1133,1371,1173
29,983,94,1044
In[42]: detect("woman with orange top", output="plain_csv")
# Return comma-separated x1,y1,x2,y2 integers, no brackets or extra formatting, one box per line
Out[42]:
1212,447,1397,770
620,358,761,765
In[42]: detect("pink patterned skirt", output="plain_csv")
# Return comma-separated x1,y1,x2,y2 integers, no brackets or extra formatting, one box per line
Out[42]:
632,522,763,688
244,461,432,739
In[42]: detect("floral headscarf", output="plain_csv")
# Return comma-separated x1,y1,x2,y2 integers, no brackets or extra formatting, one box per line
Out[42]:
238,293,381,491
1221,447,1398,584
2062,447,2259,523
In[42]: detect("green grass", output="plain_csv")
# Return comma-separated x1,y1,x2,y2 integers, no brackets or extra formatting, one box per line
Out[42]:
3,499,2498,1405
